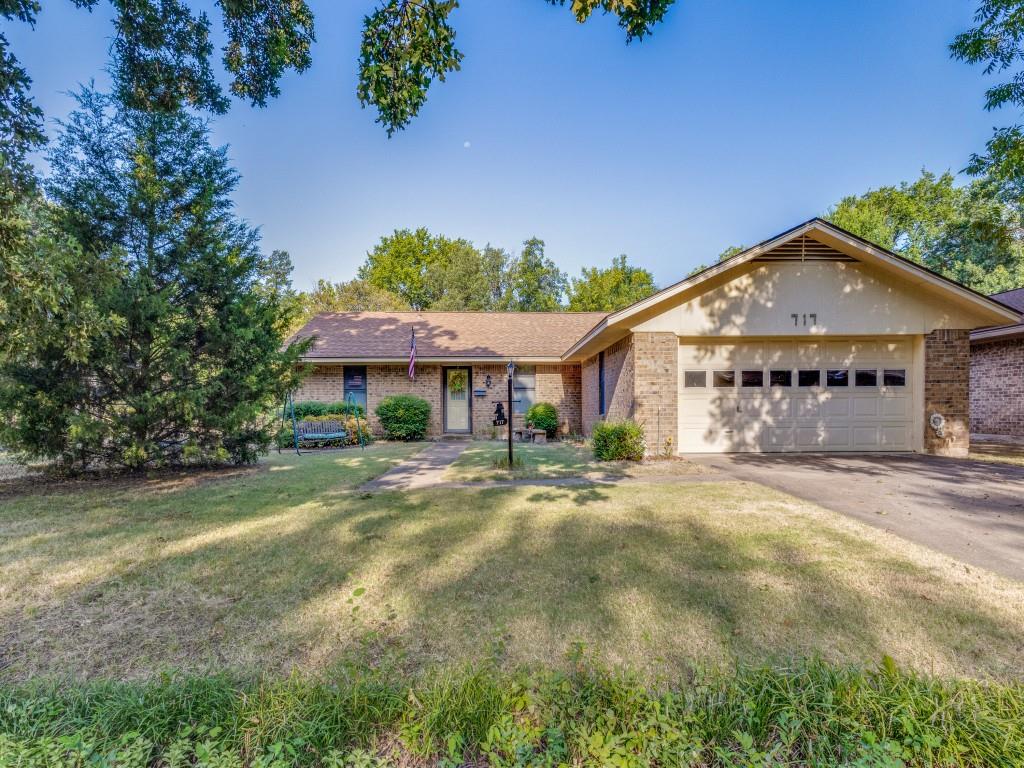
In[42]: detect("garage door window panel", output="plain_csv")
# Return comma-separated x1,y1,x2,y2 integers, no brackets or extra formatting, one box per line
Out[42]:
855,369,878,387
741,370,764,388
798,370,821,387
684,371,707,388
883,369,907,387
713,370,735,388
827,369,849,387
770,370,792,387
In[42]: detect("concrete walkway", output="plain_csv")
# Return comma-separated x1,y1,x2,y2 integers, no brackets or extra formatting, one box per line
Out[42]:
688,452,1024,582
360,441,470,491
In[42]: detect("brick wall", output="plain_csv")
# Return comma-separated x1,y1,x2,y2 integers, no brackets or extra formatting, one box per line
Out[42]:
366,364,444,437
293,364,344,403
582,334,635,435
471,364,508,438
537,364,583,435
923,329,971,457
632,332,678,456
970,337,1024,437
295,362,582,439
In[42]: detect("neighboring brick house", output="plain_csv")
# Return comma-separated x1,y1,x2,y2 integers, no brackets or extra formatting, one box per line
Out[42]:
970,287,1024,438
291,219,1020,455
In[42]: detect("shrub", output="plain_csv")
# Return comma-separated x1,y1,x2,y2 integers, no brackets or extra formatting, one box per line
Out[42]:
525,402,559,437
375,395,431,441
592,420,645,461
292,400,364,419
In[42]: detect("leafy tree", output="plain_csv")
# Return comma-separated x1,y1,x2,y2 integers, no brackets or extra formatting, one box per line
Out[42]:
359,227,445,310
502,237,567,311
825,170,1024,292
686,244,746,277
359,228,510,310
0,88,306,469
308,277,409,313
288,277,409,334
567,254,657,311
952,1,1024,199
2,1,674,143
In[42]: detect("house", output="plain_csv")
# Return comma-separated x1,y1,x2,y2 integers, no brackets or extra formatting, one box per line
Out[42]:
970,287,1024,438
291,219,1020,456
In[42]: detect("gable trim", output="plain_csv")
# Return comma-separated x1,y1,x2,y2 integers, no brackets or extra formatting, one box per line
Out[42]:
562,218,1021,360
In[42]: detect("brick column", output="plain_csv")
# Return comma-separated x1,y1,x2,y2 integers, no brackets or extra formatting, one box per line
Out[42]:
923,329,970,457
632,332,678,456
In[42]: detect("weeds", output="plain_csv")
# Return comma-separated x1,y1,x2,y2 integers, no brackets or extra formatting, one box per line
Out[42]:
1,658,1021,766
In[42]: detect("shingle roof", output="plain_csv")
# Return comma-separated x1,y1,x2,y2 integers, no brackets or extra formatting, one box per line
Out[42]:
991,287,1024,313
971,287,1024,342
291,311,608,360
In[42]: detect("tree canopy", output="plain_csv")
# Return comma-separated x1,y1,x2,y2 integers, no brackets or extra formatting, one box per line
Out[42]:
568,254,657,311
952,1,1024,199
1,0,675,152
500,238,568,312
825,170,1024,293
353,230,571,312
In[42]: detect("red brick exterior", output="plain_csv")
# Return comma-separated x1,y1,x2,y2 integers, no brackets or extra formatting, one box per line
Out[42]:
295,362,582,439
970,337,1024,437
581,332,677,455
582,335,635,435
923,329,971,457
632,332,679,456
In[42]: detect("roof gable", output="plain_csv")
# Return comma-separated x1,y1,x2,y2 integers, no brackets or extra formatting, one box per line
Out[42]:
564,219,1022,359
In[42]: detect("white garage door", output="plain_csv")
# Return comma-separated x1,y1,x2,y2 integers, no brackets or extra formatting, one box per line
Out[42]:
678,339,915,452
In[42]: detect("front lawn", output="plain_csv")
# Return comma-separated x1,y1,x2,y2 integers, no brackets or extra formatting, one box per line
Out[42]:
443,441,613,481
443,441,706,482
1,448,1022,682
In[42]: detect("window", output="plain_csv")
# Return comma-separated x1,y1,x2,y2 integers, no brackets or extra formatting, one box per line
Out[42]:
855,369,878,387
770,369,792,387
598,352,606,415
514,365,535,414
684,370,706,388
741,370,763,388
883,369,907,387
798,369,821,387
343,366,367,414
713,370,735,388
826,369,849,387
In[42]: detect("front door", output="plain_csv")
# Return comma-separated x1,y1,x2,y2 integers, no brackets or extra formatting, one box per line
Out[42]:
443,367,471,433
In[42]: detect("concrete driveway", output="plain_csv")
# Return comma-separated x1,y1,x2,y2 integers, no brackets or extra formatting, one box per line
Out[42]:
687,452,1024,582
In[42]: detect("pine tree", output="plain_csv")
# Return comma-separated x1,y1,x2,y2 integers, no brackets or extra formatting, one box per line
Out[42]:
0,89,306,469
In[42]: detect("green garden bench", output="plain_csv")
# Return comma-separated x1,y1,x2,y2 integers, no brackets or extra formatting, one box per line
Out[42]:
295,419,348,446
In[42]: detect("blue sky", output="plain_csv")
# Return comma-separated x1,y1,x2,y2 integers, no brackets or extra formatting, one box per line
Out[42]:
7,1,1002,291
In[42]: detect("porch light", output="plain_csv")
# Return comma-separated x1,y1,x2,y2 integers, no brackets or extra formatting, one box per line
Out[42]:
485,374,492,388
507,360,516,379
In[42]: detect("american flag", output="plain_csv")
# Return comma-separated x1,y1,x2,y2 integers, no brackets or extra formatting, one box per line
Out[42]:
408,327,416,380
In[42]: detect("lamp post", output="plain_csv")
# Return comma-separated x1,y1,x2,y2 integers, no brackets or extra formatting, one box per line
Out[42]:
507,360,515,466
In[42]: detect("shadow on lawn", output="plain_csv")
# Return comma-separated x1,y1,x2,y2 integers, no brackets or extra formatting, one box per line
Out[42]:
1,468,1022,681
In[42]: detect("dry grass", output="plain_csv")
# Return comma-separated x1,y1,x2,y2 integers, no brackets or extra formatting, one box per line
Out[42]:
443,441,708,482
1,447,1022,682
970,438,1024,467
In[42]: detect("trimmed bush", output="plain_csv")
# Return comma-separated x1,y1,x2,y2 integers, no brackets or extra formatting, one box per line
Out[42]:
525,402,559,438
592,419,645,461
292,400,364,419
375,395,431,441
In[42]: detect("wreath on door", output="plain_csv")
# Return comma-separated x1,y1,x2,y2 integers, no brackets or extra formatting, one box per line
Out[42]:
448,370,468,395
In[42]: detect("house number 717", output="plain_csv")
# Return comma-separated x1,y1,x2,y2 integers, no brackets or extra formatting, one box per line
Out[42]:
791,313,818,327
